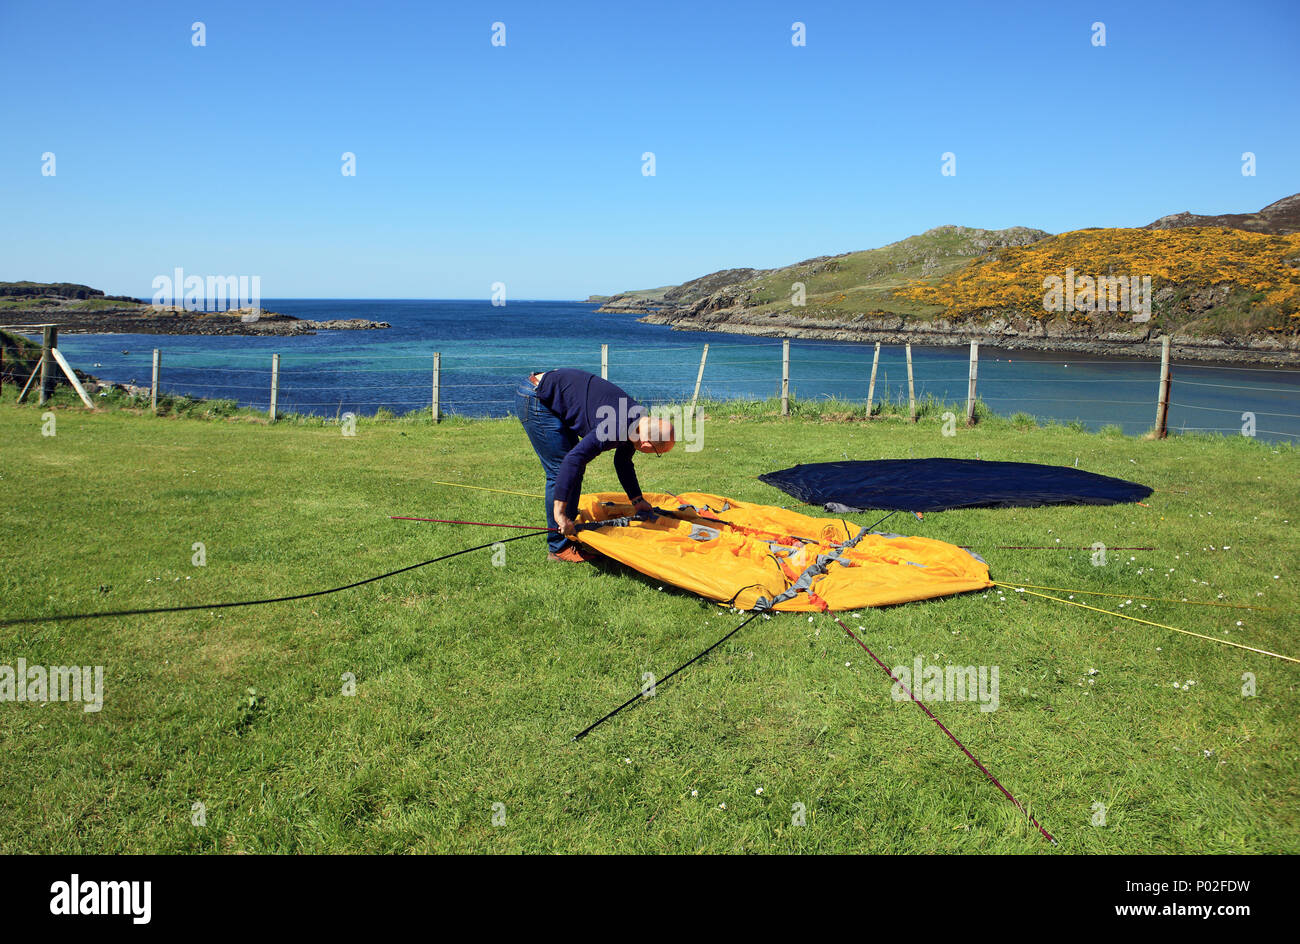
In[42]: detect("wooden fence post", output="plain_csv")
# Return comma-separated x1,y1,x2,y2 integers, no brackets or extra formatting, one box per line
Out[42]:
38,325,56,405
432,352,441,423
866,341,880,418
966,341,979,425
601,344,608,380
1154,335,1171,439
781,339,790,416
49,348,94,409
17,358,41,403
269,353,280,423
689,343,709,418
151,349,160,413
905,342,916,422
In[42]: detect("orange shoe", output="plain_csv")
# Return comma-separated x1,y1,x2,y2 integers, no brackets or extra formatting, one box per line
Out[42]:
547,545,592,563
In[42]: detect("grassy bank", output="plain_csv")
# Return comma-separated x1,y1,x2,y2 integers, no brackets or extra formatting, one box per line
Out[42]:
0,391,1296,853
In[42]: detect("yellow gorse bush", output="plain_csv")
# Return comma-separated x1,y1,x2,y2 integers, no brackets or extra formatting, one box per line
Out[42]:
898,227,1300,325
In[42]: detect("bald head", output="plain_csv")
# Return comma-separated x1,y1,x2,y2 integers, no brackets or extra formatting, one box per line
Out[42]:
632,415,675,454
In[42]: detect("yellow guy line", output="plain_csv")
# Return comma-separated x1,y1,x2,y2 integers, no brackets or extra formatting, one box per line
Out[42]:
1004,581,1277,612
433,481,543,500
993,582,1299,665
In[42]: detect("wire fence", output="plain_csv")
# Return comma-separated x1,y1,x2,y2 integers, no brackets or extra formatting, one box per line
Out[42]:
23,335,1300,442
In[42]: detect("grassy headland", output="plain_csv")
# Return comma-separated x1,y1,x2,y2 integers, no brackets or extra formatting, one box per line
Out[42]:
596,195,1300,364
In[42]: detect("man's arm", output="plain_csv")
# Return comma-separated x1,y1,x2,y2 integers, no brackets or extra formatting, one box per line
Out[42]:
552,430,605,529
612,443,651,511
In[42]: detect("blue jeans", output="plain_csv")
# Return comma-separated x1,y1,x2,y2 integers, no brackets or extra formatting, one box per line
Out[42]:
516,379,579,553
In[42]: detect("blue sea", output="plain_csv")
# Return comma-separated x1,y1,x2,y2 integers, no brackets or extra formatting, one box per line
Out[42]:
37,300,1300,443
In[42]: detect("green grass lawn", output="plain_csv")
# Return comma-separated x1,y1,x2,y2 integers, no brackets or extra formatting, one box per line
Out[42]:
1,392,1297,853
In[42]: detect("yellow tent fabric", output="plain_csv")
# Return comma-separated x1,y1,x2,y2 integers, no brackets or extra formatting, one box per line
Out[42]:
575,492,993,612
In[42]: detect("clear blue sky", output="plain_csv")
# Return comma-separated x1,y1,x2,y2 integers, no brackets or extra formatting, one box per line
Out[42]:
1,0,1296,299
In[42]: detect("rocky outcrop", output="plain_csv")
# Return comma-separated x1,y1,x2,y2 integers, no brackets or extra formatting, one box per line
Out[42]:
1144,192,1300,235
1,305,389,336
304,319,391,331
1,284,392,336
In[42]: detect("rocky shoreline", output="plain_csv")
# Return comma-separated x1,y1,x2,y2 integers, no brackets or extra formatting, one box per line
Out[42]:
635,310,1300,367
2,306,390,336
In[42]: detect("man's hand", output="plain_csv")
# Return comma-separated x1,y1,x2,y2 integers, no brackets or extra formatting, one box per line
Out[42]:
632,497,655,516
553,502,579,537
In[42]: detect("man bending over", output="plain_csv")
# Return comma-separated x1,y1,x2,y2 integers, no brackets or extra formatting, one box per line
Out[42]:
515,368,675,562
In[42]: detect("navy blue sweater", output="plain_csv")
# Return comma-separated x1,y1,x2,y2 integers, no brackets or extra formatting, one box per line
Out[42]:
534,369,646,506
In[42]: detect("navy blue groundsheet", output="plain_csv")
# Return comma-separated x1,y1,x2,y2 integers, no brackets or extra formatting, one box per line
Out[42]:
758,458,1153,512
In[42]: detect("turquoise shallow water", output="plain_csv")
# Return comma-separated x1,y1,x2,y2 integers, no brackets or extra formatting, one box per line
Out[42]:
36,299,1300,443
